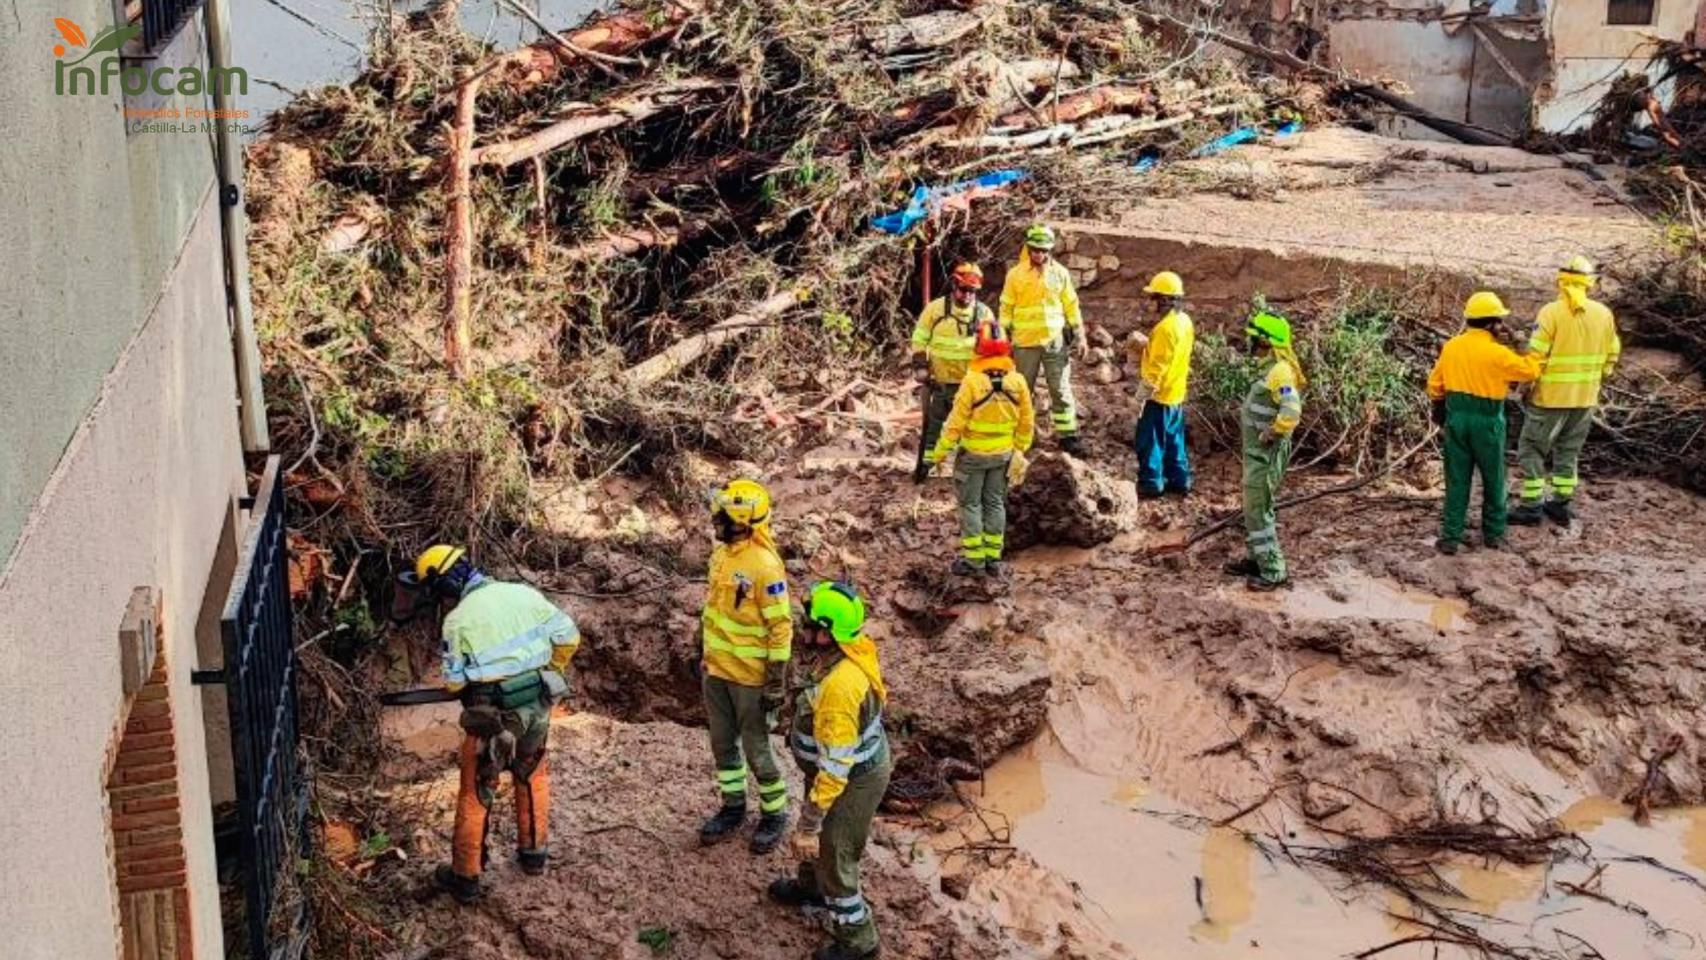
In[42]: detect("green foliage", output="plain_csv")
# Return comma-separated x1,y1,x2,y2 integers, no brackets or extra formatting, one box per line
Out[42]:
637,927,676,955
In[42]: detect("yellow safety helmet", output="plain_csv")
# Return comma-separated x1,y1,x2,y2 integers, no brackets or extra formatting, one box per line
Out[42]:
710,478,772,530
415,544,467,583
1144,271,1185,297
1464,291,1511,320
1560,255,1597,279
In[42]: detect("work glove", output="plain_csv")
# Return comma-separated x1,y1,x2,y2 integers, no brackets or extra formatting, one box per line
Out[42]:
1073,326,1091,359
1260,427,1283,448
924,447,944,466
790,804,825,861
1431,400,1447,427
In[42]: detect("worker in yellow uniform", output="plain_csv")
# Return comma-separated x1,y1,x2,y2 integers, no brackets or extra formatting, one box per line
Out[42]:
768,581,891,960
1427,293,1543,554
911,262,996,483
698,479,794,854
403,545,581,903
1511,256,1621,527
1226,312,1305,591
926,321,1035,577
998,224,1088,456
1132,271,1196,499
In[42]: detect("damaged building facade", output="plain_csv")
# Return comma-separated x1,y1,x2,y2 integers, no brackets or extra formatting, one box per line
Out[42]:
1229,0,1706,136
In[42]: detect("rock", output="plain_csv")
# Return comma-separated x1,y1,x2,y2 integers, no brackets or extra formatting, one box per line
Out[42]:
1006,453,1138,551
941,873,972,900
1091,362,1122,385
1300,782,1351,821
927,655,1052,761
1078,268,1098,288
1089,325,1115,348
1064,253,1096,271
1097,254,1122,271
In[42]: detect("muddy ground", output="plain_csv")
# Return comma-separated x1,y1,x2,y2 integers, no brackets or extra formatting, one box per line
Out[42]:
376,365,1706,959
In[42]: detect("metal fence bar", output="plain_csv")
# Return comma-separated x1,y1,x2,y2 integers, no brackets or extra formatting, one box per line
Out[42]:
218,455,310,959
138,0,209,53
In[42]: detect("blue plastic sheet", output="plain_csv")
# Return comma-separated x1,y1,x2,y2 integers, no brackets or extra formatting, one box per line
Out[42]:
870,169,1029,235
1273,120,1304,138
1190,126,1260,157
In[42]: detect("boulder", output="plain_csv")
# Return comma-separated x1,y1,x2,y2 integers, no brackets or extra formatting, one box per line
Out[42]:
1006,453,1138,551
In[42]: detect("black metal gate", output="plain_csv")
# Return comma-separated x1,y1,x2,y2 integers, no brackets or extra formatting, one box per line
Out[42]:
204,455,310,959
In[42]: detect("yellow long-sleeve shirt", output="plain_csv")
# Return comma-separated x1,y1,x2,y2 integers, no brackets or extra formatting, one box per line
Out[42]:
909,297,992,385
1427,328,1541,401
998,255,1082,348
701,534,792,688
931,356,1035,461
1242,360,1303,436
1526,296,1620,408
791,636,888,810
1140,309,1195,405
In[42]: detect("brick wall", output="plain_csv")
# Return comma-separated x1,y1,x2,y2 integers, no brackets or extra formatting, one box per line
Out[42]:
108,652,193,960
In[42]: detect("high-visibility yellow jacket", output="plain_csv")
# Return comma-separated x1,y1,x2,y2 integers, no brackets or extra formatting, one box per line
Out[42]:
1527,297,1621,408
931,356,1035,461
702,529,792,688
998,255,1082,348
1428,328,1541,401
1140,309,1196,405
441,580,581,690
1242,360,1303,436
910,297,993,385
790,636,888,810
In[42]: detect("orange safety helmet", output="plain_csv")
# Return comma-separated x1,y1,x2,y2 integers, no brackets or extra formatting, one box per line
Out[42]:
951,262,984,291
974,318,1011,359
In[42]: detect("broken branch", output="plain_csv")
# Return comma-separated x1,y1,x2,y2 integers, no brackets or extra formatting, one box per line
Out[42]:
620,289,801,389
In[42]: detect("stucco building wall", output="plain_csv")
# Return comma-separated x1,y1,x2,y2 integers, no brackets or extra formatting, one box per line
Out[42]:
0,188,243,960
1537,0,1704,132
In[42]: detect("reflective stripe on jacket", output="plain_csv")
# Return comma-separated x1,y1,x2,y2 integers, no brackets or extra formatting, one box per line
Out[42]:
910,298,992,385
1527,297,1620,408
1242,361,1303,436
702,536,792,688
790,637,888,809
442,580,581,689
931,357,1035,461
998,256,1082,347
1427,328,1541,401
1141,309,1196,406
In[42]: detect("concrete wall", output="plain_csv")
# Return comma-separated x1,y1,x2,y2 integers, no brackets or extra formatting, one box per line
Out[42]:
0,191,244,960
1536,0,1703,132
0,0,221,563
1327,17,1545,138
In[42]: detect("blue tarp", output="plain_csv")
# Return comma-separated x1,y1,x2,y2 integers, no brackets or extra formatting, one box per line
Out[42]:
1190,126,1260,157
870,169,1029,235
1135,121,1304,170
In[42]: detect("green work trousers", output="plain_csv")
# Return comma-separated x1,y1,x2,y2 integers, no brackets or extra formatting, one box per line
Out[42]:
954,452,1010,564
791,756,893,955
1516,404,1594,504
1014,336,1079,437
916,382,959,474
1441,393,1509,545
703,674,786,815
1241,423,1292,583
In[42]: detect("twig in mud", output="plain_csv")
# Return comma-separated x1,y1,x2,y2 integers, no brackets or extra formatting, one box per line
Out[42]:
1608,854,1706,895
1623,732,1684,824
1352,934,1493,959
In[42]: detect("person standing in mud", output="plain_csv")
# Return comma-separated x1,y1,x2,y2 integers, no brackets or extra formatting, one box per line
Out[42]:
1227,311,1305,591
400,545,581,903
925,321,1035,577
999,224,1089,456
910,262,996,484
1132,270,1196,499
1427,292,1542,554
1510,256,1622,527
698,479,795,853
769,582,892,960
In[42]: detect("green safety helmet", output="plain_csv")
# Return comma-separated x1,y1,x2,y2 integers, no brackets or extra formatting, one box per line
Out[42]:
1246,310,1293,347
1024,224,1056,250
805,581,866,644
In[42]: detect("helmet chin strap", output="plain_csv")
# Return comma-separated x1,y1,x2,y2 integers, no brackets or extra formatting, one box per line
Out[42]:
713,511,750,544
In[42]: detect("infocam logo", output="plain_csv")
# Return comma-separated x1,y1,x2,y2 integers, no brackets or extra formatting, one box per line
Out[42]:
52,17,247,97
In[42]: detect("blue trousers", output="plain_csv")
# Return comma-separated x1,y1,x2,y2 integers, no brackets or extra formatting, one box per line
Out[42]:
1134,400,1192,494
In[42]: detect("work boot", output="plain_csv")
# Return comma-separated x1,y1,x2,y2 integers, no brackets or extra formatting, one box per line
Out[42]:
949,558,982,578
984,560,1010,581
813,940,880,960
1435,538,1461,556
1483,535,1507,551
1544,498,1575,526
768,876,825,908
699,805,746,846
434,864,483,904
1245,575,1288,593
1508,502,1544,526
517,849,548,876
751,812,789,854
1223,558,1259,578
1137,486,1165,501
1060,435,1085,457
1165,486,1192,499
911,462,931,485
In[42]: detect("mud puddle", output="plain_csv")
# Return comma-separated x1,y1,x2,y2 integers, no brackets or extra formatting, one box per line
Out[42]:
1244,566,1470,632
933,736,1403,958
